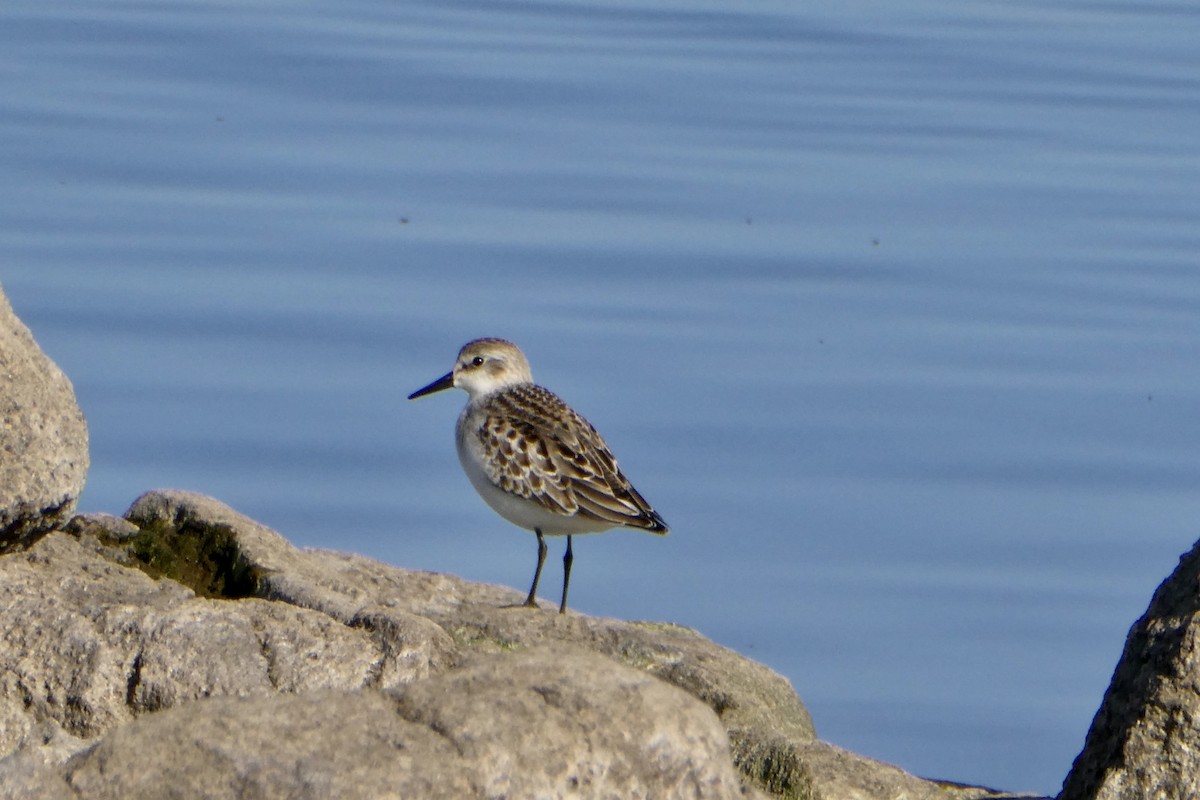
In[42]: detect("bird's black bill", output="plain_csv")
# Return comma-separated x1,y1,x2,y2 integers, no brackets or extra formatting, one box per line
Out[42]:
407,371,454,400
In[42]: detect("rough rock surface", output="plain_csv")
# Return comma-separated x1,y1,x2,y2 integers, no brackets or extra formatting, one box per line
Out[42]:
1059,535,1200,800
0,283,89,550
6,649,745,800
0,490,1015,800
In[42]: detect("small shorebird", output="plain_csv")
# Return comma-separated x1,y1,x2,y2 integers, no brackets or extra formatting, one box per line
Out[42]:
408,338,668,613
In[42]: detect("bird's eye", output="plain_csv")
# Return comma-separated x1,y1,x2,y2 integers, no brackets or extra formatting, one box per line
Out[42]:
471,356,485,367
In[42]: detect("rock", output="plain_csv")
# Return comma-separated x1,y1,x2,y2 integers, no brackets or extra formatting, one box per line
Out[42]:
392,647,749,799
0,489,1019,799
36,649,744,800
1059,536,1200,800
786,741,1035,800
0,283,89,550
124,489,817,792
52,690,476,800
0,530,452,763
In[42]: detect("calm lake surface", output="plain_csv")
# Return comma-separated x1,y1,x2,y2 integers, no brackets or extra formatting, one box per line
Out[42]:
4,0,1199,793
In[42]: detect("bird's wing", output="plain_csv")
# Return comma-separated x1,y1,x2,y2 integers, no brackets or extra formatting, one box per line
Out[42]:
476,384,667,532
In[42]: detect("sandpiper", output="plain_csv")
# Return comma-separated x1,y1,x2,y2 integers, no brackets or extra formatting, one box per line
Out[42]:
408,338,668,613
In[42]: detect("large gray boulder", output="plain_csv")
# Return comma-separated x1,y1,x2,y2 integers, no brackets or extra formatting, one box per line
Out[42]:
0,490,1016,799
6,649,745,800
0,283,89,550
1059,536,1200,800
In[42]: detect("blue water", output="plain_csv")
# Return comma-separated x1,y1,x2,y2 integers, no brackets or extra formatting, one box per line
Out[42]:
4,0,1199,793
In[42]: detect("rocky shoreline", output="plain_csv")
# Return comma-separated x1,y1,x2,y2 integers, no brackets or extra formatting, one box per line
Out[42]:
2,488,1023,800
2,281,1196,799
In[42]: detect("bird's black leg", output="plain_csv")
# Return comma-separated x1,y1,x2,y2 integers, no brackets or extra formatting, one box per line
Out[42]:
559,534,574,614
525,529,548,608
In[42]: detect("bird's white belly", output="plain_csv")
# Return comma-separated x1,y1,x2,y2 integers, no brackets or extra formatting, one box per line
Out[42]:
455,415,615,537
